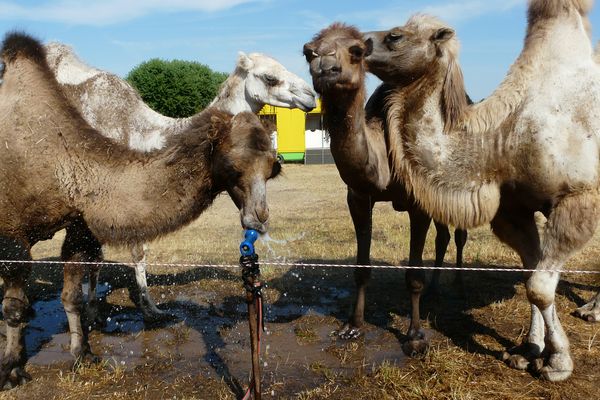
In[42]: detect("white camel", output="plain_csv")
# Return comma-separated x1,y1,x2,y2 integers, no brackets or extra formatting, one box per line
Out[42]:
363,0,600,381
44,42,316,320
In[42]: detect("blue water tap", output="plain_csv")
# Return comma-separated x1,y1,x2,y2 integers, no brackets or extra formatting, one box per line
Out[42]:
240,229,259,256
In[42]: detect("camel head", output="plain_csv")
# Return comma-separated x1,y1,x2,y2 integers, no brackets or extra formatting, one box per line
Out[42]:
303,23,372,94
364,15,468,131
236,52,316,112
211,112,280,234
363,14,460,85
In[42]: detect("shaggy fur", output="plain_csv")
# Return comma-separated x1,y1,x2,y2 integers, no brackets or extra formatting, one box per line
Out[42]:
366,0,600,382
304,22,467,352
0,32,280,387
44,41,314,321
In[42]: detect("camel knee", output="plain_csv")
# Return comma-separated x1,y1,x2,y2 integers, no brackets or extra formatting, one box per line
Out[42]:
526,271,559,309
406,270,426,294
61,285,83,314
2,297,29,327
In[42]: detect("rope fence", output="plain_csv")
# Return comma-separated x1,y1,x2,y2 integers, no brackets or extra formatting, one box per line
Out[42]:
3,259,600,275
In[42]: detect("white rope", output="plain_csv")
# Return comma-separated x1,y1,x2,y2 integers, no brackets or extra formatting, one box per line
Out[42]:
2,259,600,275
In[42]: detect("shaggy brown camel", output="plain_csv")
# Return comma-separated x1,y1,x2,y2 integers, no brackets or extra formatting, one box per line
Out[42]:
0,32,281,388
303,23,467,354
363,0,600,381
44,43,316,321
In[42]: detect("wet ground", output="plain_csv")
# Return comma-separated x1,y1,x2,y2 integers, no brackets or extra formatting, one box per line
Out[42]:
9,265,408,398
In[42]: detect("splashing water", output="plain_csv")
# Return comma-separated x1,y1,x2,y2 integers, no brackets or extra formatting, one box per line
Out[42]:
256,231,306,262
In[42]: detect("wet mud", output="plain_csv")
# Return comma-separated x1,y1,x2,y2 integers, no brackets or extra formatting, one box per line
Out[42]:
14,269,407,397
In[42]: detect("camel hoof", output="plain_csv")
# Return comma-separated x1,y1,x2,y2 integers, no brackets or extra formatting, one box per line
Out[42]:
402,338,429,357
333,324,362,340
1,367,31,390
539,353,573,382
573,302,600,323
502,353,530,370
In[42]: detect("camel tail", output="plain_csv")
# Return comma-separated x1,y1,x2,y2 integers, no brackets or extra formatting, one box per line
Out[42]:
1,31,47,66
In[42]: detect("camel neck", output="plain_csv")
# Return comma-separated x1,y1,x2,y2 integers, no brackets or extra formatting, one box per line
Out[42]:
322,86,366,137
320,84,390,191
209,70,259,114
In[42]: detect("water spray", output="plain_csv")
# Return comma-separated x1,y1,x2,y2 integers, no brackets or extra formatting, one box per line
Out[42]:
240,229,263,400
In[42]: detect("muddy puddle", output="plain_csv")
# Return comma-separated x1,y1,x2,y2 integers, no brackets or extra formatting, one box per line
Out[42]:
22,274,408,395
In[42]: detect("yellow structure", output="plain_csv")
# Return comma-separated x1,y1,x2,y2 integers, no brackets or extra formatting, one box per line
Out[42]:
259,99,323,162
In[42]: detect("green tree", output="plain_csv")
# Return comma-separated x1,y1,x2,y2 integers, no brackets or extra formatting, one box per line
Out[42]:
126,59,228,118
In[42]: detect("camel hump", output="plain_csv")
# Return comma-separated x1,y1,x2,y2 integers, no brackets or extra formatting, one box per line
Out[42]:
1,31,46,66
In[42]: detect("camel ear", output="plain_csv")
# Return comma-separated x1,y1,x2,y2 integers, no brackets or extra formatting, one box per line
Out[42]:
432,27,455,43
237,51,254,71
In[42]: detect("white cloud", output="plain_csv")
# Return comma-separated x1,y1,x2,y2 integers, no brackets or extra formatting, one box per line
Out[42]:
0,0,265,26
337,0,526,29
414,0,526,25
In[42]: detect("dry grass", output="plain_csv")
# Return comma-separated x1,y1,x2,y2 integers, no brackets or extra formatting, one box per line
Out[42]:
3,164,600,399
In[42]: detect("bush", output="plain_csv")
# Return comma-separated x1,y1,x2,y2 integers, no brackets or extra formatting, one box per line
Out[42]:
126,59,228,118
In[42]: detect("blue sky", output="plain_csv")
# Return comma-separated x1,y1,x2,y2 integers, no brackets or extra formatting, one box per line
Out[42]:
0,0,599,101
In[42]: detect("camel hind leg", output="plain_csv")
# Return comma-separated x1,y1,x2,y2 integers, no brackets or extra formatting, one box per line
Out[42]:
130,243,170,322
429,221,450,295
453,228,468,287
491,209,545,370
0,237,32,389
61,219,100,363
527,191,600,381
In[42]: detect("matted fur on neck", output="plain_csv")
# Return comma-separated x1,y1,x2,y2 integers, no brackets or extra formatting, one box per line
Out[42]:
384,86,500,229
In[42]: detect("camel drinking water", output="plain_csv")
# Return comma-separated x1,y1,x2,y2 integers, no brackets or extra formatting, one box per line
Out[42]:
0,32,282,388
362,0,600,381
43,43,316,321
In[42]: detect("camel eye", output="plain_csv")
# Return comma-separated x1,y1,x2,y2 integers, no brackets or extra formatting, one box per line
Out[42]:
349,45,364,59
263,74,279,86
303,45,318,62
387,32,403,42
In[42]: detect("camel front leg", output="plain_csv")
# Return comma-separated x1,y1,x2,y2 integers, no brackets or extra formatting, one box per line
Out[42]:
130,243,169,322
0,238,33,389
491,209,545,370
526,192,600,381
573,290,600,322
336,189,374,340
402,207,431,356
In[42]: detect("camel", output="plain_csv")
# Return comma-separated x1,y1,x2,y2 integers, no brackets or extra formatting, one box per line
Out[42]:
0,32,282,388
43,42,316,321
303,23,467,354
361,0,600,381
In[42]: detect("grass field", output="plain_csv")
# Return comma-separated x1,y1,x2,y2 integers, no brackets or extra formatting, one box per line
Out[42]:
2,164,600,399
